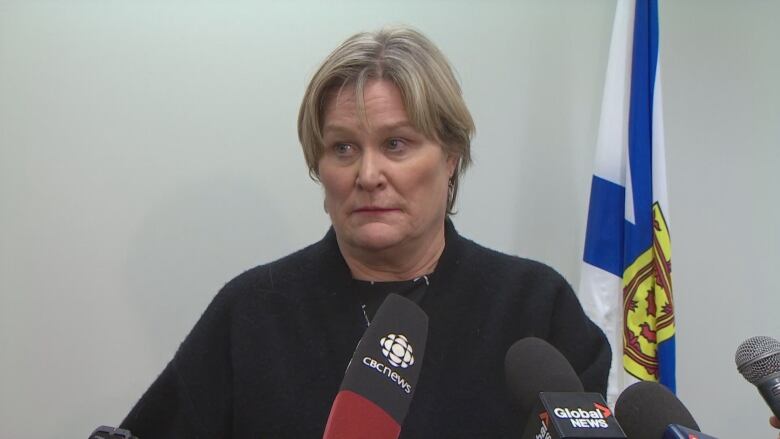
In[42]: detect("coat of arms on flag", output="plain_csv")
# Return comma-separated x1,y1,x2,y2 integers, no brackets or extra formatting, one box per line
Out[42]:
623,202,673,381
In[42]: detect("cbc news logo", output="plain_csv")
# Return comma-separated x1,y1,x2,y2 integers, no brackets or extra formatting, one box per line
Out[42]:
379,334,415,368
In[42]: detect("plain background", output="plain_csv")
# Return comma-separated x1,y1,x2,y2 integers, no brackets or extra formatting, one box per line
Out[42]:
1,1,778,438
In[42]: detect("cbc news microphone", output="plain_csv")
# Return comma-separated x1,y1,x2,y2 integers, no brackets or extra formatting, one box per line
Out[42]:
735,335,780,419
322,293,428,439
614,381,718,439
505,337,626,438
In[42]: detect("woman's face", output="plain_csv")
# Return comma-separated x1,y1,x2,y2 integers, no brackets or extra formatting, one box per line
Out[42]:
318,80,457,254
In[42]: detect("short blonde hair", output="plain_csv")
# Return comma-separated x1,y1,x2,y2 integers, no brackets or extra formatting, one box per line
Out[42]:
297,26,475,213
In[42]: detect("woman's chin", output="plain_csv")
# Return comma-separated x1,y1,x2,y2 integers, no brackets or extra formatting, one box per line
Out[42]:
345,222,408,252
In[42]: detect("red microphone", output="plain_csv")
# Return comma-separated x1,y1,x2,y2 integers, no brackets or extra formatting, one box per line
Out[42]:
323,294,428,439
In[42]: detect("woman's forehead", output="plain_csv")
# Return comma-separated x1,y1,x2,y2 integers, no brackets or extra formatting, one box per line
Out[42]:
322,80,412,132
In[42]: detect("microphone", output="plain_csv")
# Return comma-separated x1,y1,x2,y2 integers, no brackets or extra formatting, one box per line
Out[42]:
662,424,718,439
614,381,717,439
505,337,584,413
735,335,780,419
89,426,138,439
322,293,428,439
505,337,626,438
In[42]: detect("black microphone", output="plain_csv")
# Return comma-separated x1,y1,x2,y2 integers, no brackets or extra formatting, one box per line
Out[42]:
735,335,780,419
322,293,428,439
89,426,138,439
614,381,717,439
505,337,626,438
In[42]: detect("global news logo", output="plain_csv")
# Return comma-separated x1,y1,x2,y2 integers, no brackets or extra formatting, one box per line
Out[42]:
552,402,612,428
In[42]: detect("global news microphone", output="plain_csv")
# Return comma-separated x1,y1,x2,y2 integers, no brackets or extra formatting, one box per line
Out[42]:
112,25,611,438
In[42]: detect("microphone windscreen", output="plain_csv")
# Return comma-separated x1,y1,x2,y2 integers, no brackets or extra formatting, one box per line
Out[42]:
735,335,780,385
504,337,584,415
323,293,428,439
735,335,780,419
614,381,699,439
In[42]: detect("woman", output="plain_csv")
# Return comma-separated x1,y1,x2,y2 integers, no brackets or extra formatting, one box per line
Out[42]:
120,26,610,438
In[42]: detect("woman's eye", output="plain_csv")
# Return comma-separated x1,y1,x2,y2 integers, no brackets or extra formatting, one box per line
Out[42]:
386,138,406,152
333,143,355,156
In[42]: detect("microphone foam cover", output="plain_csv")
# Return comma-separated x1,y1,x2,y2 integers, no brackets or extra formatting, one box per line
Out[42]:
504,337,584,414
614,381,699,439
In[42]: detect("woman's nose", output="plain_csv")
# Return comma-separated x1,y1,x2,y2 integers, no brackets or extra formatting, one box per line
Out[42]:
355,148,386,191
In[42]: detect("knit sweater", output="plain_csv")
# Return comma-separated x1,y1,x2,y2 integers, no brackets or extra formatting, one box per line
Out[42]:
120,221,610,438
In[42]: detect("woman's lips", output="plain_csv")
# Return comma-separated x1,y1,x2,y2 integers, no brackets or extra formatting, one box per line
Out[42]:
353,207,399,214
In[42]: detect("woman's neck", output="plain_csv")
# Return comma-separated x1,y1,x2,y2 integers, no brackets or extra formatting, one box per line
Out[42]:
338,228,446,282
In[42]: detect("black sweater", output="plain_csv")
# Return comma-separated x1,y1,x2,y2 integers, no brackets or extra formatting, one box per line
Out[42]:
121,221,610,438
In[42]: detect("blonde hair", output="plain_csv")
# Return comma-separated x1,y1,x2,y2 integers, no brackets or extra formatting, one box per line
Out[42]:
297,26,475,213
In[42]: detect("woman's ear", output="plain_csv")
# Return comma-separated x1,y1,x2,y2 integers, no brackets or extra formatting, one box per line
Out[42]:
446,154,459,179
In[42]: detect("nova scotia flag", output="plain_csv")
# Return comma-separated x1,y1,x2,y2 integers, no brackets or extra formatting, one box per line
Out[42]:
578,0,675,406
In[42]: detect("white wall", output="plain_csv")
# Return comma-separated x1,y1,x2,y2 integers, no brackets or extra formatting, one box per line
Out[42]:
1,1,777,437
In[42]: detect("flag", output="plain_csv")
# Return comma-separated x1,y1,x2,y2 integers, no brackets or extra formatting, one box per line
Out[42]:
578,0,674,406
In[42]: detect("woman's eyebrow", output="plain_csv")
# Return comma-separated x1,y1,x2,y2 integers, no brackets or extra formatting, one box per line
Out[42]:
377,120,415,132
323,119,415,137
321,124,354,137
